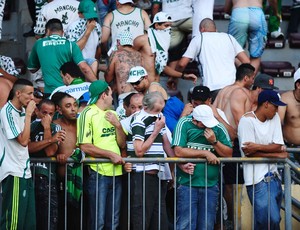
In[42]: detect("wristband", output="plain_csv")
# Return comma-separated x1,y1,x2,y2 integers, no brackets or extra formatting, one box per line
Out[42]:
181,72,185,79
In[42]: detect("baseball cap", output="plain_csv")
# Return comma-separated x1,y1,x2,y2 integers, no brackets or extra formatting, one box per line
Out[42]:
294,68,300,83
192,105,219,128
118,0,134,4
253,73,278,90
192,86,211,101
117,30,133,46
127,66,148,83
258,90,287,106
150,12,172,27
78,0,98,20
88,80,109,105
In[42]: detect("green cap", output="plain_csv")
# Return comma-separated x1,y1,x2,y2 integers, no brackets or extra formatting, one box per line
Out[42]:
88,80,109,105
78,0,98,20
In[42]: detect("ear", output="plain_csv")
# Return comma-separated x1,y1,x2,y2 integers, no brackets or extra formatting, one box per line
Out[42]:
57,105,62,115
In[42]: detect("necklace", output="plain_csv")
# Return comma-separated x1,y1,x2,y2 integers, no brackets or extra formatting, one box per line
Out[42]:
293,90,300,103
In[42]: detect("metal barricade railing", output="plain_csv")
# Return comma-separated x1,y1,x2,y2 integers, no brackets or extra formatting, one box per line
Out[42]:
1,150,300,230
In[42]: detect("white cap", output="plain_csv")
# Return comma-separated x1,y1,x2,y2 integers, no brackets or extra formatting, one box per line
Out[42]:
150,12,172,27
118,0,134,4
127,66,148,83
192,105,219,128
294,68,300,83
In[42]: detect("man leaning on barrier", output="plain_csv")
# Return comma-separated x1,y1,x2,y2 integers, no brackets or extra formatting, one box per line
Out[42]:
77,80,126,229
238,90,288,229
172,104,233,230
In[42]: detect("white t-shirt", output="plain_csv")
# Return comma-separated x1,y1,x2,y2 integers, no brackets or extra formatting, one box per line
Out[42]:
183,32,244,91
0,101,32,182
34,0,80,35
238,112,284,186
66,18,102,59
50,82,91,100
156,0,192,21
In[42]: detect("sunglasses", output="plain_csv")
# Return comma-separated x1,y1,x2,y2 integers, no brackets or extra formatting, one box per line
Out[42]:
131,77,144,86
33,90,44,99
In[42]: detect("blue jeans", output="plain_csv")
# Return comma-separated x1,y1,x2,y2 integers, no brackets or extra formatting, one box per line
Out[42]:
246,177,282,230
176,184,219,230
97,0,116,26
85,169,122,230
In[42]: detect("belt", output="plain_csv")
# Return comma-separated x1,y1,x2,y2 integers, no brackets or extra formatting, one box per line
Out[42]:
263,171,279,183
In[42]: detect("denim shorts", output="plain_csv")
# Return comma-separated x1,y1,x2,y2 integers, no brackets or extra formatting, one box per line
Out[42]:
228,7,267,58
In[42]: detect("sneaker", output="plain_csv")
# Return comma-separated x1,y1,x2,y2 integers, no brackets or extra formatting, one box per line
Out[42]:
271,31,284,39
23,29,35,37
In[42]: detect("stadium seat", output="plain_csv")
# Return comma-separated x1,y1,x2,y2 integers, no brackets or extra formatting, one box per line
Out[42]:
289,33,300,48
260,61,295,78
266,36,285,48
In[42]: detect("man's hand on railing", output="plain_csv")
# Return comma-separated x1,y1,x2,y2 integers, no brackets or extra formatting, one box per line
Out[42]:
124,162,132,173
110,153,125,165
205,151,220,164
178,163,196,175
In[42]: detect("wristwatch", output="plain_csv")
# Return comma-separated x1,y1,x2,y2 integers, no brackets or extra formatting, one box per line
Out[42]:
212,140,218,145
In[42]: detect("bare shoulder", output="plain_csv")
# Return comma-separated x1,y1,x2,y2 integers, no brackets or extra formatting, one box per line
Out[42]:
280,90,293,100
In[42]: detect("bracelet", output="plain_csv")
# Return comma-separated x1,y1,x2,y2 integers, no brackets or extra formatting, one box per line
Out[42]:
212,140,218,145
181,72,185,79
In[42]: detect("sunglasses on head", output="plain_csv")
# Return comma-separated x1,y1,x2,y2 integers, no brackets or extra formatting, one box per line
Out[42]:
131,77,144,86
33,90,44,99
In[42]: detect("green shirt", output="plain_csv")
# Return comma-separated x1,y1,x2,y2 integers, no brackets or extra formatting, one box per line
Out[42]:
172,115,232,187
27,34,84,93
77,105,122,176
30,120,61,178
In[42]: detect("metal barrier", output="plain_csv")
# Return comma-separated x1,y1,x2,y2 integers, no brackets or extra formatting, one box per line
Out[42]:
1,150,300,230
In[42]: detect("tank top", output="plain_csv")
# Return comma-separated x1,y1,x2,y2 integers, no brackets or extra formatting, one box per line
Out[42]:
111,7,145,45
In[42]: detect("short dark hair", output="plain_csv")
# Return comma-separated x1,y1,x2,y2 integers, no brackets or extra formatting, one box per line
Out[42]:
295,79,300,89
46,18,63,32
37,98,55,110
60,61,84,79
10,78,33,99
51,92,73,107
236,63,255,81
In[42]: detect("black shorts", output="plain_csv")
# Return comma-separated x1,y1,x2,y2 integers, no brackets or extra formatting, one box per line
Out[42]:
223,138,244,184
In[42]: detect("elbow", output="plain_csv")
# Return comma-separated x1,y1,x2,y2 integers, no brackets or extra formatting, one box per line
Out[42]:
134,149,144,157
174,147,184,158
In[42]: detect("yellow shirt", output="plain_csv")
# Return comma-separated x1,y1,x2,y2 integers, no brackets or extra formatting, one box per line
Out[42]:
77,104,122,176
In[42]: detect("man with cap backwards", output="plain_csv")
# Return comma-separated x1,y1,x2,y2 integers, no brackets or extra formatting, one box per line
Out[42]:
172,104,232,230
238,90,288,229
65,0,102,75
77,80,126,229
278,68,300,161
134,11,197,84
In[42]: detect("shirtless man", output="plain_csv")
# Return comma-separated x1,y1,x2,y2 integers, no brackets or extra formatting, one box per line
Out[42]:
105,30,142,97
134,12,197,84
53,93,80,230
225,0,279,75
278,69,300,160
214,63,256,131
0,55,19,107
214,68,278,228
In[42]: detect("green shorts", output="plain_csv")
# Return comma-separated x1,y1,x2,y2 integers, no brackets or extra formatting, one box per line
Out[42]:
0,176,36,230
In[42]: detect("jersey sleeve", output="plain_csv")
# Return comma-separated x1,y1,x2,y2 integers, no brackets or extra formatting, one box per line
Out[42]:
172,117,188,148
131,117,145,142
71,41,85,65
77,108,93,145
27,42,41,70
1,109,22,140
